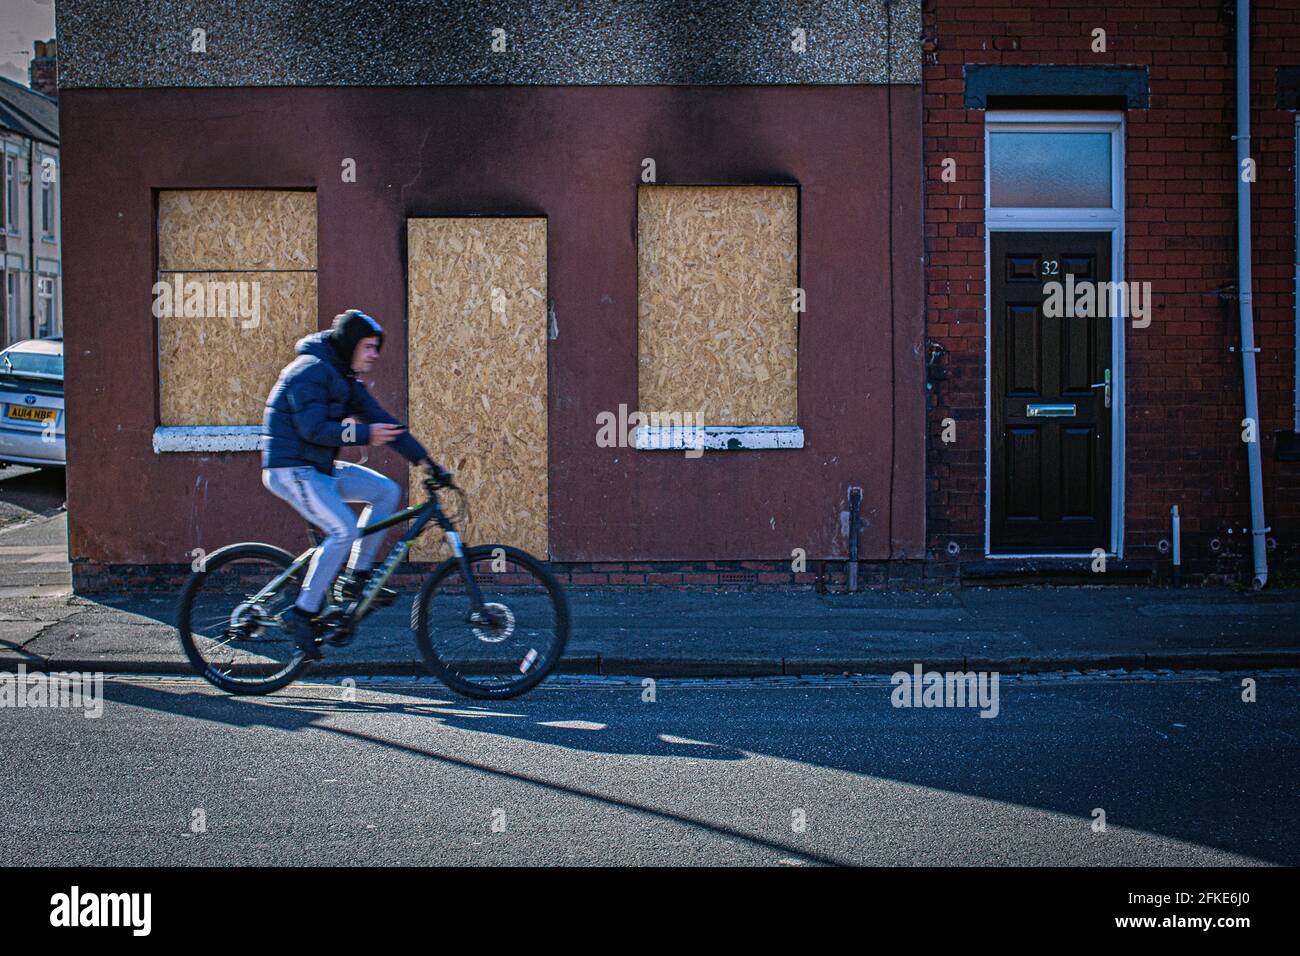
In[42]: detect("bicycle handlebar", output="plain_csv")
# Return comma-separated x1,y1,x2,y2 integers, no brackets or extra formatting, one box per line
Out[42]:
422,474,455,495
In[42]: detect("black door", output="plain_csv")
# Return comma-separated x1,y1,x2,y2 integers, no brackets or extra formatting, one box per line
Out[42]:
990,231,1112,554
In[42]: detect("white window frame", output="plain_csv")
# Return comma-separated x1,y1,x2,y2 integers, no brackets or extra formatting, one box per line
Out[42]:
5,268,19,344
3,153,17,234
983,110,1126,559
36,274,56,338
39,160,54,240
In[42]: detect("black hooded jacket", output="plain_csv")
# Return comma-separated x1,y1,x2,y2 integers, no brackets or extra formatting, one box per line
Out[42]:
261,330,429,474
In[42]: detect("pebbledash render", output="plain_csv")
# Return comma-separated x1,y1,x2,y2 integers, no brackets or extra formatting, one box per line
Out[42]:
56,0,1297,592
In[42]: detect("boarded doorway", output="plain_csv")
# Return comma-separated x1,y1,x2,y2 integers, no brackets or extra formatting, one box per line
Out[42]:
406,218,548,560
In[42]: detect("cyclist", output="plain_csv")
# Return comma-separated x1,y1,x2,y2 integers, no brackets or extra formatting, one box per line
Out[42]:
261,309,450,658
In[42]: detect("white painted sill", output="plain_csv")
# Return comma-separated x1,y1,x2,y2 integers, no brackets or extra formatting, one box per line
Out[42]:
633,425,804,451
153,425,262,453
155,424,806,454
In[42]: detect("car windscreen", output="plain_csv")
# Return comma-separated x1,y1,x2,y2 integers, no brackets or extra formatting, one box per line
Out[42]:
1,350,63,378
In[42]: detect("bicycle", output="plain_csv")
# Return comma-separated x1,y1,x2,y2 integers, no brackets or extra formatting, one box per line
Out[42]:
175,474,569,699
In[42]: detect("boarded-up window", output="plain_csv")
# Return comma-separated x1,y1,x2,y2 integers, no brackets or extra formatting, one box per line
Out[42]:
156,190,317,425
637,186,798,426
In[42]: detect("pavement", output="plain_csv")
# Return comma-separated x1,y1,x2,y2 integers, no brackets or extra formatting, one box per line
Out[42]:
3,671,1296,865
1,506,1298,677
0,465,69,600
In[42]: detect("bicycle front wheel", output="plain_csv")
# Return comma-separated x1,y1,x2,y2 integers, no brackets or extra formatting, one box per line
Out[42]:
412,545,569,699
176,543,312,695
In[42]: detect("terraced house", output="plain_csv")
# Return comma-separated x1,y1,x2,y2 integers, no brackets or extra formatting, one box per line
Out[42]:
0,40,61,348
56,0,1298,591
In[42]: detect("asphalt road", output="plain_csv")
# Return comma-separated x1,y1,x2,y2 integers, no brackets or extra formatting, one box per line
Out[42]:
1,671,1296,866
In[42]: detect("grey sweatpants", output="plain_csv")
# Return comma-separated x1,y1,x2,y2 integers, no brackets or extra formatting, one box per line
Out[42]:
262,461,402,614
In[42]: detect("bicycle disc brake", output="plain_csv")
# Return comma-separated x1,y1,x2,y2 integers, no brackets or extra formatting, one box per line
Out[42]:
227,597,268,640
470,602,515,643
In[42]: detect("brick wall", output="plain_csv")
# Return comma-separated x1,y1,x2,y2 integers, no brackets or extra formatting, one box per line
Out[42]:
72,558,950,594
923,0,1300,578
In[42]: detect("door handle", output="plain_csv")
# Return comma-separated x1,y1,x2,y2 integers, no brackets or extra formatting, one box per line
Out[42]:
1090,368,1111,409
1027,403,1076,417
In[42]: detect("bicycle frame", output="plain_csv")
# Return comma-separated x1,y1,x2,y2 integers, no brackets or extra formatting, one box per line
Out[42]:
243,485,487,626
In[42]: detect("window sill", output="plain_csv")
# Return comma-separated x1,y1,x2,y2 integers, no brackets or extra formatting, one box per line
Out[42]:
153,425,262,453
634,425,804,451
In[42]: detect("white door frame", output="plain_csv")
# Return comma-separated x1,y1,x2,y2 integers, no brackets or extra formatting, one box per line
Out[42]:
983,110,1126,558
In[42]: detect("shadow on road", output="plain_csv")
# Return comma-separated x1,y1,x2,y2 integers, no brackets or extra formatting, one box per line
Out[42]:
100,680,841,866
98,674,1300,865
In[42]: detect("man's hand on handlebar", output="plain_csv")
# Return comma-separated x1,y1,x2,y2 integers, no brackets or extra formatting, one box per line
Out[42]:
420,458,453,488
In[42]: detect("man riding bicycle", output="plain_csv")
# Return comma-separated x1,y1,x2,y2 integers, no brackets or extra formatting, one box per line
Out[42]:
261,308,450,658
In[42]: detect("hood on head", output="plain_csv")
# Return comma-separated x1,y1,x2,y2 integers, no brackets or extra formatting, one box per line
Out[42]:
328,309,384,367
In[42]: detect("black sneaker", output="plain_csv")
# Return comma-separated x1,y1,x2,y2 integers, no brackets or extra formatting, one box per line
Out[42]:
282,606,322,660
334,569,398,608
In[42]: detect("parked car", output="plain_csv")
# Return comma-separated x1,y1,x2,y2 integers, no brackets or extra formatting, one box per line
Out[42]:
0,337,64,468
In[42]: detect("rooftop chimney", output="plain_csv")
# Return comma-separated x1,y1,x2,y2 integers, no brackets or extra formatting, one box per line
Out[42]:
29,39,57,100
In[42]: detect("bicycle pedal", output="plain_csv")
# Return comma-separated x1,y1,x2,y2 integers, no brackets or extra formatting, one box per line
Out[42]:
313,606,354,646
312,605,345,625
325,629,355,647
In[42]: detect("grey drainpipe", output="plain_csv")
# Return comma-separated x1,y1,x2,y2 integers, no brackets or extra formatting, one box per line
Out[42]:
1235,0,1269,589
27,138,35,339
1294,119,1299,432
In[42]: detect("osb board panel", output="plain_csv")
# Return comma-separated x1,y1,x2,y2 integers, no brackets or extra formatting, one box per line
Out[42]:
158,272,317,426
407,218,548,560
637,186,799,426
158,190,317,271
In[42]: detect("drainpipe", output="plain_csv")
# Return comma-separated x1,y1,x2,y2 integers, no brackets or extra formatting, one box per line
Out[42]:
1234,0,1269,589
1171,505,1181,588
27,138,35,339
846,486,862,592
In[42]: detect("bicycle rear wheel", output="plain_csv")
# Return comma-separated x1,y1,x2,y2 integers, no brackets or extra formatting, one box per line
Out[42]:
176,543,312,694
412,545,569,699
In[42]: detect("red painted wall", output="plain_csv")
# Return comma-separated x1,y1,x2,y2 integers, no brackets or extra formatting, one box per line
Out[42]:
60,85,924,572
923,0,1300,570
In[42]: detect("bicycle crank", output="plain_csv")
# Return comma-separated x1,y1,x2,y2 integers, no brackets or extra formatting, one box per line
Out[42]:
314,606,356,647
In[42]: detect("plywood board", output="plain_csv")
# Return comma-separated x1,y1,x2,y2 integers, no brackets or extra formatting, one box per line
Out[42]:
157,272,317,426
637,186,798,426
407,218,548,560
158,190,317,271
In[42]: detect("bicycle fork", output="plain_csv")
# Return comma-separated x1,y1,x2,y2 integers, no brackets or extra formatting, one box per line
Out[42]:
445,530,493,623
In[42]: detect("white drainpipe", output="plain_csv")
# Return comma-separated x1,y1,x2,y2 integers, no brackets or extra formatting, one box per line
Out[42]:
1235,0,1269,589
